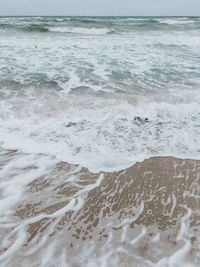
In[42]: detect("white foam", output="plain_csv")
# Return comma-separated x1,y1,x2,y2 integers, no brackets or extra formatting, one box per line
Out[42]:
48,27,111,35
152,233,160,242
0,18,200,174
130,227,146,245
157,18,195,25
0,88,200,173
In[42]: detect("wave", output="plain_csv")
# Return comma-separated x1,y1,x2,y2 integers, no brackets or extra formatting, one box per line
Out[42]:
71,18,99,24
0,87,200,173
48,26,115,35
1,17,199,35
63,17,111,24
22,24,49,33
157,18,195,25
0,23,49,33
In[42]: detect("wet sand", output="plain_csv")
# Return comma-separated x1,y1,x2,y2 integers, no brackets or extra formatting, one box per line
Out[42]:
0,150,199,266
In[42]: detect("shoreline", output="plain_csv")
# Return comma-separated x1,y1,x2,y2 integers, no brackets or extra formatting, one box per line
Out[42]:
0,150,199,266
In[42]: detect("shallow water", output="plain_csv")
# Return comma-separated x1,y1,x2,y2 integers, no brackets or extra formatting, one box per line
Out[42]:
0,150,199,266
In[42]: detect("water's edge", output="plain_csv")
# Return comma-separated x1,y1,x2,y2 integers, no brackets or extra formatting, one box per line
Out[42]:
0,149,199,266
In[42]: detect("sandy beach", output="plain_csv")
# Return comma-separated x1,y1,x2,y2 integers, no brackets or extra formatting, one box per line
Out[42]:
0,150,199,266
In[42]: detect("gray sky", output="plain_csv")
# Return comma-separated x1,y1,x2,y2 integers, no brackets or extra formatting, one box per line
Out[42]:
0,0,200,16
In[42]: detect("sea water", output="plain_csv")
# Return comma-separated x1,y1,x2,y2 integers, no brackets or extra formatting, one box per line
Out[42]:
0,17,200,266
0,16,200,172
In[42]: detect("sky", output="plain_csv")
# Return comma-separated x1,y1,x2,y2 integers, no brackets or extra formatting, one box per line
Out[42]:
0,0,200,16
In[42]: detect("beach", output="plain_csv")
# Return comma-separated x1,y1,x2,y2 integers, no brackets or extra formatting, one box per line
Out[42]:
0,149,199,266
0,16,200,266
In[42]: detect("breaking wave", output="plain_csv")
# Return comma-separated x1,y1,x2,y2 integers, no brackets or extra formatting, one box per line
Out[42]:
48,26,116,34
22,24,49,32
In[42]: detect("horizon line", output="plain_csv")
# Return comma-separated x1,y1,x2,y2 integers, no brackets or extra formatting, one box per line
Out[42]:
0,15,199,17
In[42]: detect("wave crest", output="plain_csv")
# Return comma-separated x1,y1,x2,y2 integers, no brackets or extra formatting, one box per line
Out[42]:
22,24,49,33
48,26,115,35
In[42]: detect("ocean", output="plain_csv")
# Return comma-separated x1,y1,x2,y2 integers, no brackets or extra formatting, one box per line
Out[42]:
0,16,200,266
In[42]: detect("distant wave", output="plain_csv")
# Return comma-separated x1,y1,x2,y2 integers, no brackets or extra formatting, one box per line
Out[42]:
63,17,109,24
48,27,116,35
0,17,199,35
157,18,195,25
22,24,49,33
71,18,98,24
